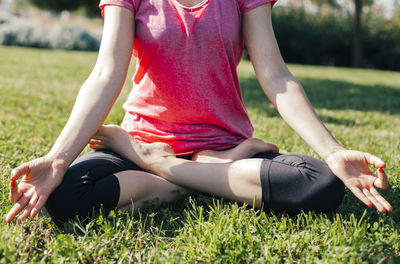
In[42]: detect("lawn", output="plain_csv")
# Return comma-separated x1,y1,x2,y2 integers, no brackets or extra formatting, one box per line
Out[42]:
0,46,399,263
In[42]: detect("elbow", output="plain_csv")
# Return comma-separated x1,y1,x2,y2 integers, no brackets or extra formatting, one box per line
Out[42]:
258,72,305,109
260,72,301,95
88,63,127,84
257,67,294,87
78,66,127,98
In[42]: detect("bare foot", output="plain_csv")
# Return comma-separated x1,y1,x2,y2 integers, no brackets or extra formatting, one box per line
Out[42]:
192,138,279,163
89,125,175,171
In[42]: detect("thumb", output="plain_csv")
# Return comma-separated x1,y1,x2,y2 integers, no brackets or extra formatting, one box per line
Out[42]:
10,163,31,181
374,167,389,189
9,180,22,203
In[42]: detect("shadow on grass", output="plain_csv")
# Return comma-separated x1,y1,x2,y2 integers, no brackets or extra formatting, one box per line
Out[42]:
58,184,400,239
338,186,400,224
29,190,400,263
240,75,400,119
59,194,214,237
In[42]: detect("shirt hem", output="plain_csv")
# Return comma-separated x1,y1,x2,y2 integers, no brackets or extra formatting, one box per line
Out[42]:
99,0,135,18
242,0,277,13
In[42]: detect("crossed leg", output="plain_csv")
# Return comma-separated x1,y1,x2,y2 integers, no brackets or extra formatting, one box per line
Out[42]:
44,125,343,223
88,125,277,207
88,125,343,210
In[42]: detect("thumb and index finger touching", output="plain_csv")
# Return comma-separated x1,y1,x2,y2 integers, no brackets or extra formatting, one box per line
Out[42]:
7,162,45,222
363,152,392,212
8,163,31,203
363,152,389,190
9,179,21,203
375,167,388,190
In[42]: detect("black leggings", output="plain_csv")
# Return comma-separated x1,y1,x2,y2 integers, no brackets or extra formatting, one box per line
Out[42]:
44,150,344,223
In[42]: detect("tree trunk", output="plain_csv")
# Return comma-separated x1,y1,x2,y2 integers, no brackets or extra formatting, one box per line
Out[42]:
352,0,364,67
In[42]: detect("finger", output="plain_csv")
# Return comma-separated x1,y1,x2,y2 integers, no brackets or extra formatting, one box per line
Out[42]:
362,189,385,213
90,136,105,142
10,163,31,181
17,194,38,223
370,187,392,212
89,139,102,145
374,168,388,189
349,186,372,207
5,195,29,223
364,153,385,168
89,144,104,150
31,196,48,218
9,180,22,203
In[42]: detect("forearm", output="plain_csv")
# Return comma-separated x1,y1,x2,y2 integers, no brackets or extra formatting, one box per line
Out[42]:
262,75,344,160
47,5,134,168
48,75,125,167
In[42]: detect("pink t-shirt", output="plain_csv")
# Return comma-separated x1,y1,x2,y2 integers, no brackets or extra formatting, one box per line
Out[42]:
99,0,276,156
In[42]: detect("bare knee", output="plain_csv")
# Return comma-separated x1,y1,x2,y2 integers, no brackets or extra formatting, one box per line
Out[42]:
114,170,191,209
226,159,264,206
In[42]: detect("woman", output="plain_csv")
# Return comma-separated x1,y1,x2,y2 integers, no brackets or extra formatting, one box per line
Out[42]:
6,0,392,224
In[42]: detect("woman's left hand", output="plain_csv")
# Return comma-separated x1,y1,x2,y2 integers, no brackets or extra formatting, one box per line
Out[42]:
326,149,392,213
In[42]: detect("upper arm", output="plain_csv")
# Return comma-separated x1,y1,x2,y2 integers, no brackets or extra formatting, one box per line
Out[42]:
243,4,292,85
90,5,135,81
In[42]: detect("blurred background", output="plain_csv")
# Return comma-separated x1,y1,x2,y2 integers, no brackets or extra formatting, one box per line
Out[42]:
0,0,399,71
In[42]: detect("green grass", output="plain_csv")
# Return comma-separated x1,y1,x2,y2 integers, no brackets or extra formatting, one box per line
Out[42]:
1,46,400,263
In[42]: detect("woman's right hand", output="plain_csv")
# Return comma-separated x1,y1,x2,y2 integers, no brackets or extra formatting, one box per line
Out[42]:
6,156,67,223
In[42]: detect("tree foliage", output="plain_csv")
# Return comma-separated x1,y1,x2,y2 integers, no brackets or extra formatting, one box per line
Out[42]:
27,0,100,17
267,6,400,71
309,0,375,67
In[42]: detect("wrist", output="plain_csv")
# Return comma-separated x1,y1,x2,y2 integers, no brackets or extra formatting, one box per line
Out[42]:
45,152,70,174
321,144,346,162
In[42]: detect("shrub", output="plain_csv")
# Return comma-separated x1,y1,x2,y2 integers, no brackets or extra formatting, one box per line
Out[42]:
0,13,12,25
271,7,353,67
47,25,99,51
363,13,400,71
0,19,49,48
0,13,100,51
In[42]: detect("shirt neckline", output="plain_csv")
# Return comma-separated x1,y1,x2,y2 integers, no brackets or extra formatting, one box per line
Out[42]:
172,0,209,11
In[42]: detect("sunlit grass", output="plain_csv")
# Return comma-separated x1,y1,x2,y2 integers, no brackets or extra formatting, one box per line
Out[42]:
1,46,399,263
